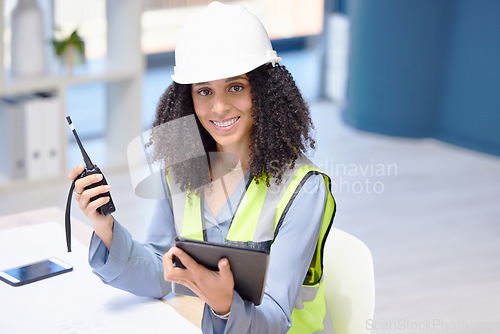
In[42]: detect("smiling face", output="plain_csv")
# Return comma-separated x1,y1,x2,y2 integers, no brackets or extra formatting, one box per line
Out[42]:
191,74,254,154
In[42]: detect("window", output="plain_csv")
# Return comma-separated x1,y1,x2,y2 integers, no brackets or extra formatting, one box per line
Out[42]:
141,0,324,56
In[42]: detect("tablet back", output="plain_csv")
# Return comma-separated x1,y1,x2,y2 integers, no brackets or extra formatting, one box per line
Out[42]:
173,238,269,305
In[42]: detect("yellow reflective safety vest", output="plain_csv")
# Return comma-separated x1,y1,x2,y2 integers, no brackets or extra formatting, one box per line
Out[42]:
168,156,336,333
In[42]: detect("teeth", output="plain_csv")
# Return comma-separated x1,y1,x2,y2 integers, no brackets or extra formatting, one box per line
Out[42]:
213,117,238,127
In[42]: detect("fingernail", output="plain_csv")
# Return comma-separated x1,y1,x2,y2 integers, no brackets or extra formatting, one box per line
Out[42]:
78,164,85,169
104,185,110,190
96,174,103,180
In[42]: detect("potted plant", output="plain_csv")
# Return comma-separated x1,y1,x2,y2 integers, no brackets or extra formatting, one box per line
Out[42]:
52,30,85,73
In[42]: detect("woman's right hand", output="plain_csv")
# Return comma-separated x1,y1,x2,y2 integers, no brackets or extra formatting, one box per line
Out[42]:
68,164,114,249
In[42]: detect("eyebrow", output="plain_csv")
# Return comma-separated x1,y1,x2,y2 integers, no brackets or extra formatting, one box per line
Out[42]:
193,76,249,87
226,76,248,83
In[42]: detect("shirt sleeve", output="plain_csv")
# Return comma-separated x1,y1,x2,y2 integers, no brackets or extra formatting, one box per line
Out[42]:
201,173,328,334
88,198,176,298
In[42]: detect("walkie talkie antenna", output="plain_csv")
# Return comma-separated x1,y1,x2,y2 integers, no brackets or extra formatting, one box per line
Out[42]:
66,116,94,169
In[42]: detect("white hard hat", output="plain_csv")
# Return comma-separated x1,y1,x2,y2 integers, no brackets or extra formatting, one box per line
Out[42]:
171,1,281,84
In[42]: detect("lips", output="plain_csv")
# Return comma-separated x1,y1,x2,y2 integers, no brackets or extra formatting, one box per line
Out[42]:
211,117,240,129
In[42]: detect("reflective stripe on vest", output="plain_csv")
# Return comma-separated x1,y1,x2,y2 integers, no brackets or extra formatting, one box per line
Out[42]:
166,172,205,240
167,156,336,333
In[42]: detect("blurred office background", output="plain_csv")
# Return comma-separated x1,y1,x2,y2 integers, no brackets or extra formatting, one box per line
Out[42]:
1,0,499,333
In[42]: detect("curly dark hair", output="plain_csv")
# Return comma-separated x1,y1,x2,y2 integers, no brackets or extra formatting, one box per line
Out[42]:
147,63,315,193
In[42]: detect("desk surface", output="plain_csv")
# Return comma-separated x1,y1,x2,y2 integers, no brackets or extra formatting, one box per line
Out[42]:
0,206,204,330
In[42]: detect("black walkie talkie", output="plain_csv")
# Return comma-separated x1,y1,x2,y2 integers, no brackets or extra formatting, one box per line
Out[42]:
65,116,115,252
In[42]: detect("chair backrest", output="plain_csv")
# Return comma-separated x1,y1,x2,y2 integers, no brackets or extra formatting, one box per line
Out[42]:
323,228,375,334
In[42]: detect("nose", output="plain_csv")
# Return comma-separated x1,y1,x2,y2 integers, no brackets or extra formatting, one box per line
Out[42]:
212,92,230,114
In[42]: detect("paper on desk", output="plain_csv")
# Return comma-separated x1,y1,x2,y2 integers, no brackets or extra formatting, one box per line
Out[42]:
0,222,201,334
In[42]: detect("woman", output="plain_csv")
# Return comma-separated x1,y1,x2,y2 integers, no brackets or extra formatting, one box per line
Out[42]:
68,2,335,333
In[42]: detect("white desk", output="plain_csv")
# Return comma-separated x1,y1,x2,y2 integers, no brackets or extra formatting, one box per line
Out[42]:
0,207,204,333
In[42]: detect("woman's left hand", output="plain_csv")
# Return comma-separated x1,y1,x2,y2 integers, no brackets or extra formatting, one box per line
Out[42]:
163,246,234,315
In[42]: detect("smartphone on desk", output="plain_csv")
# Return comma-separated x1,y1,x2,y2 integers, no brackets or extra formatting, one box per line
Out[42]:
0,258,73,287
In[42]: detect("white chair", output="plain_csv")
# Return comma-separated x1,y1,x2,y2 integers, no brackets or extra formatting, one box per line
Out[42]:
323,228,375,334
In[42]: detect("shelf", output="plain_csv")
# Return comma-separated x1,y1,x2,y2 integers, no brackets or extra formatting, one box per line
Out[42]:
0,0,144,190
0,58,143,96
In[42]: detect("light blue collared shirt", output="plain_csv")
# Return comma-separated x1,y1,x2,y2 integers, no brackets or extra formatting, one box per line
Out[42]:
89,172,328,334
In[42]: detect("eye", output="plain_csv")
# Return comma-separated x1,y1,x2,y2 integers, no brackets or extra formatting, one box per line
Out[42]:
197,88,211,96
229,84,244,93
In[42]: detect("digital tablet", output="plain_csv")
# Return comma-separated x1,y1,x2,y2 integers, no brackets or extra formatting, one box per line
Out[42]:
172,238,270,305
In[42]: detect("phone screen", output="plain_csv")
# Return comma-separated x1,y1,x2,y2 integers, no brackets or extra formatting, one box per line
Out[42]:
0,258,73,286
